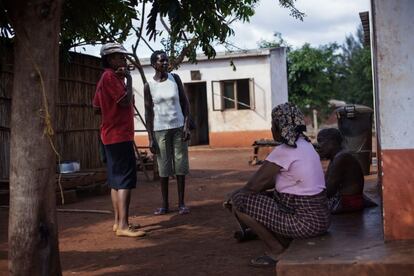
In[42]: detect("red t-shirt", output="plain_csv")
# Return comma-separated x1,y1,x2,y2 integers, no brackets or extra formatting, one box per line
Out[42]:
93,69,134,145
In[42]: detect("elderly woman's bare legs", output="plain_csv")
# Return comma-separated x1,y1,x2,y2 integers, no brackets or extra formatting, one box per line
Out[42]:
233,208,287,260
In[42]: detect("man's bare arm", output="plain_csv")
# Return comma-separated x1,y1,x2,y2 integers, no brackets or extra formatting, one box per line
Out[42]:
118,72,133,107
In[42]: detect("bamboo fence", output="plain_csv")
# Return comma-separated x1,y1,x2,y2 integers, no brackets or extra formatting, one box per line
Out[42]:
0,41,103,179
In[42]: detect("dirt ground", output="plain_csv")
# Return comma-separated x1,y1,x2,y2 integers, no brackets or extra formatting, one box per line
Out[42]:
0,148,276,276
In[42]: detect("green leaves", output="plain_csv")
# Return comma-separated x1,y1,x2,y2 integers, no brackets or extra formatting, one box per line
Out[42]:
258,32,289,49
60,0,137,51
1,0,305,65
287,43,341,116
277,0,305,21
259,25,372,118
147,0,256,48
144,0,302,60
336,25,373,107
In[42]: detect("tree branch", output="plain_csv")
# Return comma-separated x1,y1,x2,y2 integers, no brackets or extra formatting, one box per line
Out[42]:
160,16,171,34
170,37,199,69
135,2,146,46
127,55,148,84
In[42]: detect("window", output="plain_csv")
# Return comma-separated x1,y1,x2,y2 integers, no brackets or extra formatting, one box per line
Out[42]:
223,81,235,109
212,78,255,111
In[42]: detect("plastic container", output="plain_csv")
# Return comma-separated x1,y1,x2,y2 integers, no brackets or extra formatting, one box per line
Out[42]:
58,161,80,173
336,104,373,175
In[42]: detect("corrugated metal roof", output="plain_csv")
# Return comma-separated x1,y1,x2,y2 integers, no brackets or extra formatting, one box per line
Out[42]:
359,11,370,47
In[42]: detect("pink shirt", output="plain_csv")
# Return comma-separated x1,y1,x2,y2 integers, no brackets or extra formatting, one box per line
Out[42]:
265,137,325,196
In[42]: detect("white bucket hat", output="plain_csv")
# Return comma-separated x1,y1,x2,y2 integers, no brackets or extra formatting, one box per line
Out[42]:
100,42,130,57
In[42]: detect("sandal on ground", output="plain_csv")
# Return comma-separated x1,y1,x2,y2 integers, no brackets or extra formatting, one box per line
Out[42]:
116,228,146,237
113,223,141,232
154,207,169,215
178,206,190,215
249,255,277,267
234,228,258,242
223,199,232,212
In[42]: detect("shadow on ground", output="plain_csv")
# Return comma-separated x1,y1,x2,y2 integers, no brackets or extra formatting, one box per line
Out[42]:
1,149,276,276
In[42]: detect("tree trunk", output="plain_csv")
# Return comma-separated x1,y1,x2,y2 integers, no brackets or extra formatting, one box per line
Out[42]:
6,0,63,275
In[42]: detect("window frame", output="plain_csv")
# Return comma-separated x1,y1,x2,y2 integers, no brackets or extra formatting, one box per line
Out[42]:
211,78,255,111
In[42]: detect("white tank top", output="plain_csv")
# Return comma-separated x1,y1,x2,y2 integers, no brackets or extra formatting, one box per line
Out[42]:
149,73,184,131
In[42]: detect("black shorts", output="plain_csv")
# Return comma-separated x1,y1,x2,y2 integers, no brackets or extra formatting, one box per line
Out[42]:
104,141,137,190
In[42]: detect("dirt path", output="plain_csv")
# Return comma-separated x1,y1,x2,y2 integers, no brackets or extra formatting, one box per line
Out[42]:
0,148,275,276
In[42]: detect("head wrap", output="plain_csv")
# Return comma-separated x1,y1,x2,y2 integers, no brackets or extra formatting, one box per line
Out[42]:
271,102,309,147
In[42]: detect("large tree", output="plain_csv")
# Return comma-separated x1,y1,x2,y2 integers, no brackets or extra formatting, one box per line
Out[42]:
1,1,138,275
2,0,63,275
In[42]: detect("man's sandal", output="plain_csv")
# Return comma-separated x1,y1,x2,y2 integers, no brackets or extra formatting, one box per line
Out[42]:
112,223,141,232
154,207,169,215
249,255,277,267
223,199,233,212
234,228,258,242
116,228,146,237
178,206,190,215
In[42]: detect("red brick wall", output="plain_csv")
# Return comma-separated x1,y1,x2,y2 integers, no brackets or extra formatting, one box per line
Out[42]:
382,149,414,240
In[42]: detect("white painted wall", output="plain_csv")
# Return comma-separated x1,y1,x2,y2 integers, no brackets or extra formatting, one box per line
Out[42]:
131,48,288,136
270,48,289,109
372,0,414,150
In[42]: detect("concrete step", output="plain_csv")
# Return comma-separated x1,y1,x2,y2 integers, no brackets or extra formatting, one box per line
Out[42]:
277,209,414,275
276,179,414,276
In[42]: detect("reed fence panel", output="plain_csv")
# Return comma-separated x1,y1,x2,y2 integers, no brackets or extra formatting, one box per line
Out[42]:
0,42,104,179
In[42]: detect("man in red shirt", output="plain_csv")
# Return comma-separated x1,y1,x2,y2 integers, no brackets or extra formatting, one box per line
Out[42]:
93,42,145,237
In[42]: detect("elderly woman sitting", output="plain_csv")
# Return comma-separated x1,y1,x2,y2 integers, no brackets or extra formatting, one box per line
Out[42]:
317,128,376,213
226,103,330,267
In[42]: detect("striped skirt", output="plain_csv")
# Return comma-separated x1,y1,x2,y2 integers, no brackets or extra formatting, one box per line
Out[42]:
232,190,330,239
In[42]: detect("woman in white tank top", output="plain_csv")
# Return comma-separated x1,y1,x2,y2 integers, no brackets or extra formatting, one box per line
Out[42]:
144,50,192,215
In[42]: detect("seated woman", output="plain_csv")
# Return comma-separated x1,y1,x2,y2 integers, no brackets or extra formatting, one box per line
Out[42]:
226,103,330,267
317,128,376,213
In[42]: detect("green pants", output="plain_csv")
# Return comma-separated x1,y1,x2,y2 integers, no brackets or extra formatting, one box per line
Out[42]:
154,127,189,177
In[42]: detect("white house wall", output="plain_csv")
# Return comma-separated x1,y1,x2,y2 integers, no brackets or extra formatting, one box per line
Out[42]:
270,48,289,108
373,0,414,150
131,48,288,147
183,56,272,132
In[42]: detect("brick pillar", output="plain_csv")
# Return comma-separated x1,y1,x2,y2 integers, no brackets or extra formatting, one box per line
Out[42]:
371,0,414,240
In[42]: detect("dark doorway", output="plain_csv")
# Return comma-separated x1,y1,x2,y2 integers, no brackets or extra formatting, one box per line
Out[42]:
184,82,209,146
